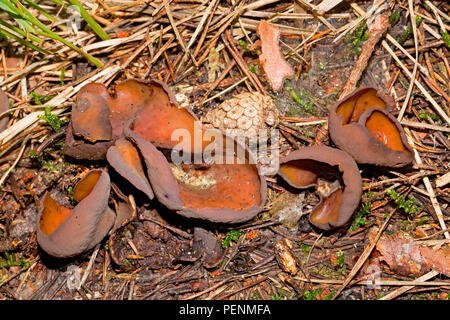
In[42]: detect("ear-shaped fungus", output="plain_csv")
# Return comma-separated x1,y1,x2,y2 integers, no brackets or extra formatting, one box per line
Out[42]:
64,84,114,160
278,146,362,230
0,89,10,132
125,128,267,224
37,169,115,258
106,138,154,200
328,87,413,167
65,79,202,160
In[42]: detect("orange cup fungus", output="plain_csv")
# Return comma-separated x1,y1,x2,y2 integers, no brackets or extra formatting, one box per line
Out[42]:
328,87,413,167
37,170,116,258
278,146,362,230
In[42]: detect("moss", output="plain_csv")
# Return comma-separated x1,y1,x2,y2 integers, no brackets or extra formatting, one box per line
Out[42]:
349,201,371,231
386,189,421,217
397,16,422,45
285,86,318,116
441,29,450,48
37,105,68,132
389,12,400,26
222,229,242,248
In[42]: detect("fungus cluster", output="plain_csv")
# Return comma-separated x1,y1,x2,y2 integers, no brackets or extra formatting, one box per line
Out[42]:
275,87,413,229
37,79,414,259
38,79,266,258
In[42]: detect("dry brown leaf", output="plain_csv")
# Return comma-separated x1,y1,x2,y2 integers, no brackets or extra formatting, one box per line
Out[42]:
370,228,450,277
274,239,297,275
256,20,294,91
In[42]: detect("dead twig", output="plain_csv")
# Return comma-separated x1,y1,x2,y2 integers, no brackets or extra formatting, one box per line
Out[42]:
340,10,390,98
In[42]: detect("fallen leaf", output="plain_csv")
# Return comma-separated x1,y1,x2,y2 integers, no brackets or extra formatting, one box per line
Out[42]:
274,238,297,275
257,20,294,91
369,227,450,277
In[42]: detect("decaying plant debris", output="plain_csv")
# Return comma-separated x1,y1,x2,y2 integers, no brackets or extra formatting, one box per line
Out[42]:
0,0,449,301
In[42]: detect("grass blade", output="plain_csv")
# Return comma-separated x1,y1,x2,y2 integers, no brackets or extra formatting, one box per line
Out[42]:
9,0,103,67
22,0,59,23
66,0,110,40
0,25,51,55
0,18,41,43
0,0,38,34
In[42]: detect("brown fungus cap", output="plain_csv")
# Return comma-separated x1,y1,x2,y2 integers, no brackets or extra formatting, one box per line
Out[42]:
0,89,9,132
278,146,362,230
72,88,112,142
37,169,115,258
193,227,225,268
329,87,413,167
106,138,154,200
125,128,267,224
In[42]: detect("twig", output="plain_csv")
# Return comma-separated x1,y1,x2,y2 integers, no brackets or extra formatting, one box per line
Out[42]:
164,2,197,67
350,2,450,125
397,0,419,121
182,276,234,300
79,243,101,289
0,134,30,189
201,77,248,105
197,60,236,106
222,30,265,94
383,41,450,125
400,119,450,133
405,128,449,240
187,0,218,50
217,276,268,300
379,270,440,300
340,9,390,98
294,274,449,287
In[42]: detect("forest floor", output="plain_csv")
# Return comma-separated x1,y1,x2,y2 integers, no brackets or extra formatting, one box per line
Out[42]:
0,0,449,301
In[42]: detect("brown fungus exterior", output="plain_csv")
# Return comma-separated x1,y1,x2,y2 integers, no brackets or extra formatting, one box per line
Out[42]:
37,169,115,258
106,138,154,200
125,128,267,224
71,88,112,142
278,146,362,230
64,121,114,160
329,87,413,167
